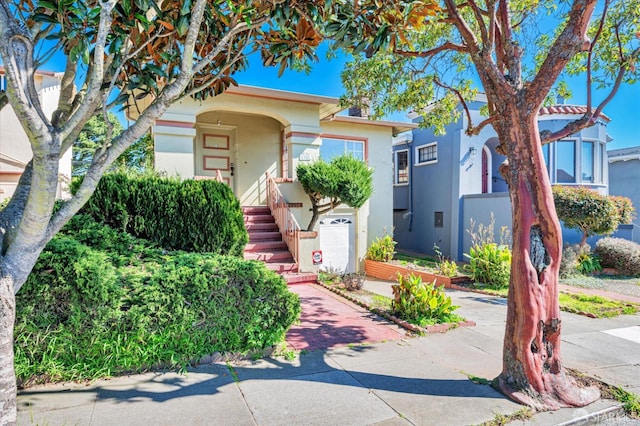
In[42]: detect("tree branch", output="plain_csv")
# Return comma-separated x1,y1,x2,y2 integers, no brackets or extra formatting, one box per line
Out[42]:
528,0,597,107
394,41,468,57
59,0,117,140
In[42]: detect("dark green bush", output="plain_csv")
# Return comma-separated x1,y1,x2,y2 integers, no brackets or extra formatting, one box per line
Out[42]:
594,237,640,276
73,173,247,255
15,215,299,386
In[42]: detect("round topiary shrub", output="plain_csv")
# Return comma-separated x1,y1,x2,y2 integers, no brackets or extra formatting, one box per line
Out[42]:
73,172,248,256
594,237,640,276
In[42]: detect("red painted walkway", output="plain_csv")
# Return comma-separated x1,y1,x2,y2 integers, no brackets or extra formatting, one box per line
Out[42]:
286,284,407,351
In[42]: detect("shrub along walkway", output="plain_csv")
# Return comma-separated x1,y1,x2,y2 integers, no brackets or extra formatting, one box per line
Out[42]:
17,279,639,425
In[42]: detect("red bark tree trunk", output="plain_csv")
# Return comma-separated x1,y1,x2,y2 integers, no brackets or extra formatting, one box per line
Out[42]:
493,103,599,410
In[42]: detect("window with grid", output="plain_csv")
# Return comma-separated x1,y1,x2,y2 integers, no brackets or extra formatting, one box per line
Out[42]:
394,150,409,184
416,143,437,165
320,138,365,162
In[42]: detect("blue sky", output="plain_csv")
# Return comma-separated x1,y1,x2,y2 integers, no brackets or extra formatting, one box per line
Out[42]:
5,39,638,150
234,45,640,151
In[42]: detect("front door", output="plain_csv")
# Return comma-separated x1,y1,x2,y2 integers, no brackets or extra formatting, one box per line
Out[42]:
196,126,235,190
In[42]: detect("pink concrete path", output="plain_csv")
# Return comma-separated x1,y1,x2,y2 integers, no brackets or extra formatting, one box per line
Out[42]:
285,283,407,351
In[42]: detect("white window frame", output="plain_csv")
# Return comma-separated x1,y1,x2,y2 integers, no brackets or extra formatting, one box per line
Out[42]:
394,149,409,186
581,139,596,184
554,138,577,184
319,137,366,162
415,142,438,166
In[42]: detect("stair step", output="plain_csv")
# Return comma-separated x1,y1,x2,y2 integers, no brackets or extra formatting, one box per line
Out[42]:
282,273,318,285
242,206,271,214
249,231,283,242
244,214,275,223
245,222,279,232
244,250,294,262
265,263,299,273
245,241,288,251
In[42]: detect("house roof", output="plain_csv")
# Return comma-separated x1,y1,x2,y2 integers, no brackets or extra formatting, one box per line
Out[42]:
539,104,611,122
326,115,417,136
0,65,63,79
608,146,640,163
226,85,344,121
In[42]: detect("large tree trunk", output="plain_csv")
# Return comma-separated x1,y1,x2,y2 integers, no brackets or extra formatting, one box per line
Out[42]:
493,104,600,410
0,273,17,425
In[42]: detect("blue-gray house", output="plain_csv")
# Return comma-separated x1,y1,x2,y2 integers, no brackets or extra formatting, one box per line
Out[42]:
608,146,640,243
392,95,612,260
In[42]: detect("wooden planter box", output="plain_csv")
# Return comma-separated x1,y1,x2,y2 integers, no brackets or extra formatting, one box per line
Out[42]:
364,259,469,288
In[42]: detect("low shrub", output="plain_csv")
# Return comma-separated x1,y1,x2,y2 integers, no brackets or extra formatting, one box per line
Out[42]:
15,215,300,386
341,273,365,291
595,237,640,276
434,244,458,277
74,172,248,256
366,235,396,262
464,243,511,288
560,244,601,277
391,274,460,326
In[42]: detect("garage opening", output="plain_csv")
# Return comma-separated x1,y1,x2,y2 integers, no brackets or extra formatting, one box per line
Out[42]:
319,215,356,274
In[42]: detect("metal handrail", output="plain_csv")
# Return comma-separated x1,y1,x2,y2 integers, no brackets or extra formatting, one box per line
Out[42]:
265,172,301,264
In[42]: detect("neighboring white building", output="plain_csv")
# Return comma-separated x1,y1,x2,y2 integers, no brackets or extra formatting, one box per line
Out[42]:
0,66,71,201
143,85,416,273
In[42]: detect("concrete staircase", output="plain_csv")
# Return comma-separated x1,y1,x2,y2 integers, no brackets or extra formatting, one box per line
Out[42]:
243,206,316,285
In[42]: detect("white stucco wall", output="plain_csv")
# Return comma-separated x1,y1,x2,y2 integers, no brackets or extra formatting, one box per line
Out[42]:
0,74,69,201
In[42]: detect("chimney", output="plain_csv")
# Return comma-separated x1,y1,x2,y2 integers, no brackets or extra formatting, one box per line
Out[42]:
348,98,370,118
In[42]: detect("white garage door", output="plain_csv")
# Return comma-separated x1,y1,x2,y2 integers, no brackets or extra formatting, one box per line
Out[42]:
319,215,355,274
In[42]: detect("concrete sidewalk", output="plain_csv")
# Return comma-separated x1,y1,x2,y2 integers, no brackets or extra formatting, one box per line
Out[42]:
17,282,640,425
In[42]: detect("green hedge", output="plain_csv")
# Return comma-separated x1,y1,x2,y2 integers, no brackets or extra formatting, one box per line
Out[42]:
75,173,248,256
15,215,299,386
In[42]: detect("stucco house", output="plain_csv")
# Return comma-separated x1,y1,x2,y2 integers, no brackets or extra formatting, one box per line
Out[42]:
608,146,640,243
146,85,415,278
392,95,612,260
0,66,72,201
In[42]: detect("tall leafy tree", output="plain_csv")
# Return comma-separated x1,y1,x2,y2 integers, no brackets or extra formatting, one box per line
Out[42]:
0,0,348,422
73,113,153,175
323,0,640,410
297,155,374,231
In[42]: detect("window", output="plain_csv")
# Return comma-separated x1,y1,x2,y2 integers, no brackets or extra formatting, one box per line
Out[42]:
556,140,575,183
582,141,594,183
434,212,444,228
542,144,550,167
320,138,365,162
599,143,606,183
415,142,437,165
394,150,409,184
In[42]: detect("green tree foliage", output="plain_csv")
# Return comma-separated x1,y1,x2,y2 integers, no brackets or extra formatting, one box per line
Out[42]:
553,186,636,246
73,113,154,176
297,155,373,230
553,186,619,245
15,215,299,385
74,173,248,256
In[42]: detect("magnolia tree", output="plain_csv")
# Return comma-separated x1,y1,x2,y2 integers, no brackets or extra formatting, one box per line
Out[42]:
0,0,342,422
322,0,640,410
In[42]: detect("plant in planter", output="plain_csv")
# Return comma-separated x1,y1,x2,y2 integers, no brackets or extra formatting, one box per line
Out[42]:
391,273,461,326
434,244,458,277
366,235,396,262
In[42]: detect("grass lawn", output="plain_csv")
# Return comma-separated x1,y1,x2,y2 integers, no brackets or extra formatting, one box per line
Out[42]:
471,286,638,318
